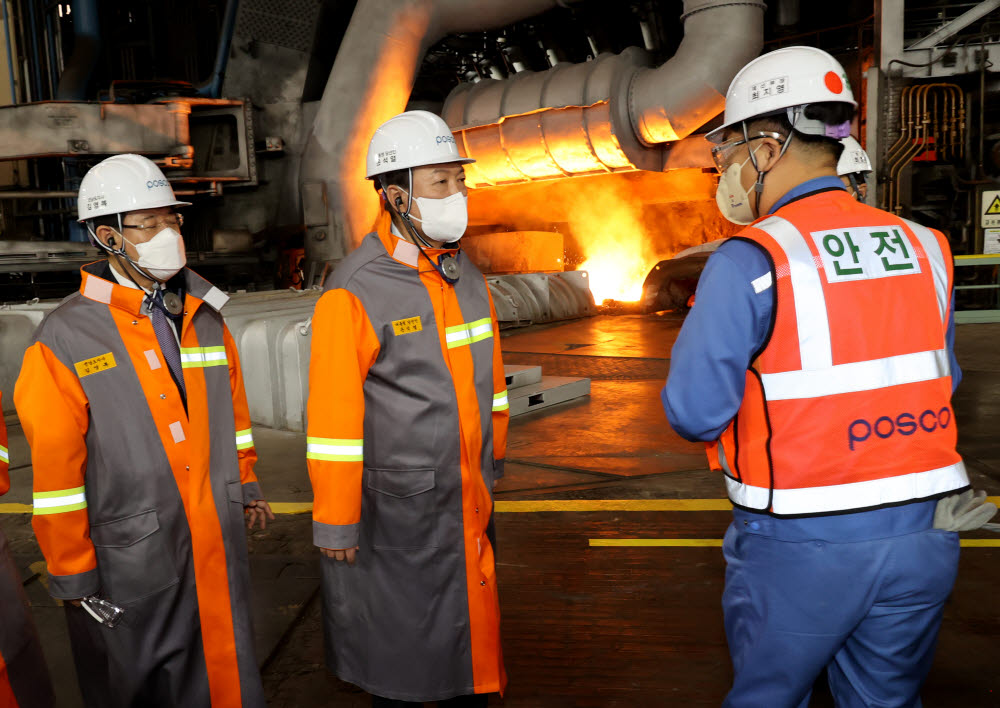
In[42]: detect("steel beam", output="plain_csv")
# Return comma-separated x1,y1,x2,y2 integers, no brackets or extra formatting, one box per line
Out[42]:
908,0,1000,50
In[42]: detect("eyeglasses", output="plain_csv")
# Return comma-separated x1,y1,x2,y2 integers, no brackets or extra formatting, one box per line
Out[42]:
122,213,184,232
710,131,785,173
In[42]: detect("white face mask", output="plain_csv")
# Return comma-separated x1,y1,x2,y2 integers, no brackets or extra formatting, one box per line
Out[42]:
126,227,187,281
715,149,760,226
407,192,468,243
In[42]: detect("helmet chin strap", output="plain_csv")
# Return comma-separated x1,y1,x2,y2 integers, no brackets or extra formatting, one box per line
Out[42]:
847,173,862,200
87,214,163,291
379,175,460,284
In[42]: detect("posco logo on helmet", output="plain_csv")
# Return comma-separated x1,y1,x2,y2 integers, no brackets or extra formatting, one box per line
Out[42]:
848,408,952,451
146,179,170,189
436,135,456,145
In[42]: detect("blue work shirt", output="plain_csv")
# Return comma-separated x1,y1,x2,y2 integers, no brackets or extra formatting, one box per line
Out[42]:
662,176,961,530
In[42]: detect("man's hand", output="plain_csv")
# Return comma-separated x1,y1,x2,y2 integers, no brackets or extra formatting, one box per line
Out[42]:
245,499,276,530
67,598,83,607
320,547,359,564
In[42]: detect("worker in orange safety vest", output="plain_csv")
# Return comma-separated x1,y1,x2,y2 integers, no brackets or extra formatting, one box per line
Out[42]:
307,110,509,707
0,391,56,708
663,46,995,707
14,154,274,708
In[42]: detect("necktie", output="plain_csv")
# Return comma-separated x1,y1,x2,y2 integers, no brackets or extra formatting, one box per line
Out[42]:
148,291,186,401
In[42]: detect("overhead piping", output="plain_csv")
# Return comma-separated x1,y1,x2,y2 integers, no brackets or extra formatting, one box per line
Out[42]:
195,0,239,98
441,0,765,187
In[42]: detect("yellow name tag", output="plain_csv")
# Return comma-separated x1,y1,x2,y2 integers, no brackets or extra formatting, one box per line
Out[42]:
392,316,423,336
75,352,117,378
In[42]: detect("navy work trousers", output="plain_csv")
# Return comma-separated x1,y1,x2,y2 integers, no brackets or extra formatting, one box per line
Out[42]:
722,503,959,708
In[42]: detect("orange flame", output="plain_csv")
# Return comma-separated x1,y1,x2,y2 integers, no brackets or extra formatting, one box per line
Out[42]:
567,179,654,303
578,248,651,303
465,170,735,304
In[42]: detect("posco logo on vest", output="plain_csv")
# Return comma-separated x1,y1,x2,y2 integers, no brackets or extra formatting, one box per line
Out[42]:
146,179,169,189
436,135,455,145
848,408,952,451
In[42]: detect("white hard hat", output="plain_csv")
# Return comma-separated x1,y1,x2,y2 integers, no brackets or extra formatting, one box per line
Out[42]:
707,46,857,143
837,136,872,175
366,110,474,180
77,154,190,222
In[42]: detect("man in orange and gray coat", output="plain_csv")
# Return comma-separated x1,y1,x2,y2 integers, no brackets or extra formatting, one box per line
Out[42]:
307,110,509,707
15,154,273,707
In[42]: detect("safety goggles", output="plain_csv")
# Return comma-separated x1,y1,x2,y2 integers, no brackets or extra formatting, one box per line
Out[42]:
122,213,184,232
710,131,785,173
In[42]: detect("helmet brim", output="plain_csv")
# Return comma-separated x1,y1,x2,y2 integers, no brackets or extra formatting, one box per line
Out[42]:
76,198,193,223
367,156,477,180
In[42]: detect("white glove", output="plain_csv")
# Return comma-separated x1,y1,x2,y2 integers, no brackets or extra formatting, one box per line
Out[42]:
933,489,998,532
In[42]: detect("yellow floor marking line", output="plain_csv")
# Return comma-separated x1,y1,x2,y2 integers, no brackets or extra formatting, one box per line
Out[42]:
4,498,1000,517
495,499,733,512
591,538,1000,548
269,502,314,515
591,538,723,547
0,503,31,514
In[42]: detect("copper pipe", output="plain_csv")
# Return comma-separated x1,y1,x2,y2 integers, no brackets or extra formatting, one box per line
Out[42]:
889,84,933,212
884,85,914,169
885,85,919,210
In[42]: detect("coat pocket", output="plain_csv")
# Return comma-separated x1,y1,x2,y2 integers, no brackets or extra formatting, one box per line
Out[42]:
366,468,438,551
90,509,179,605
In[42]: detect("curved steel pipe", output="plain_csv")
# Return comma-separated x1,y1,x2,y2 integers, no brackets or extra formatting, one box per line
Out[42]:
299,0,560,264
442,0,766,186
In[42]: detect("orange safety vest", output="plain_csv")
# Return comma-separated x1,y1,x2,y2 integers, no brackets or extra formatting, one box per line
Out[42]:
708,189,968,516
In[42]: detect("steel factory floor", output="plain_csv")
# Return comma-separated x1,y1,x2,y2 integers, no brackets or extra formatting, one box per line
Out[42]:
2,315,999,707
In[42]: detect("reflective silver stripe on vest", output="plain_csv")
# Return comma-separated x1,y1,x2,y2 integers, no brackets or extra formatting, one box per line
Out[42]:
762,349,949,401
904,219,950,325
756,215,833,370
754,217,952,400
726,461,968,514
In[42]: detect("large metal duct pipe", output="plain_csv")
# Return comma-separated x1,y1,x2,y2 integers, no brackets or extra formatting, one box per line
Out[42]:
442,0,765,187
299,0,561,268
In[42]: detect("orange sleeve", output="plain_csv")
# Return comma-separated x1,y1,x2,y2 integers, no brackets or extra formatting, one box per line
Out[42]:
307,288,380,549
486,283,509,477
225,325,261,503
14,341,99,600
0,392,9,496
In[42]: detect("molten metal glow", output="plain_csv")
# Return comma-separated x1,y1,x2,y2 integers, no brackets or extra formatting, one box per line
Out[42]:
569,181,653,303
579,254,649,303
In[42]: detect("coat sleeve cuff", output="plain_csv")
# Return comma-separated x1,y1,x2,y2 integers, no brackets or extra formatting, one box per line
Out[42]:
313,520,359,549
494,458,505,480
241,481,263,505
48,567,100,601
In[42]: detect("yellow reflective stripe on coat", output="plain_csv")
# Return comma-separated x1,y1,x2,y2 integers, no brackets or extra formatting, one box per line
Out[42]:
235,428,254,450
306,437,363,462
492,390,509,412
444,317,493,349
180,346,228,368
32,486,87,515
0,444,7,463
